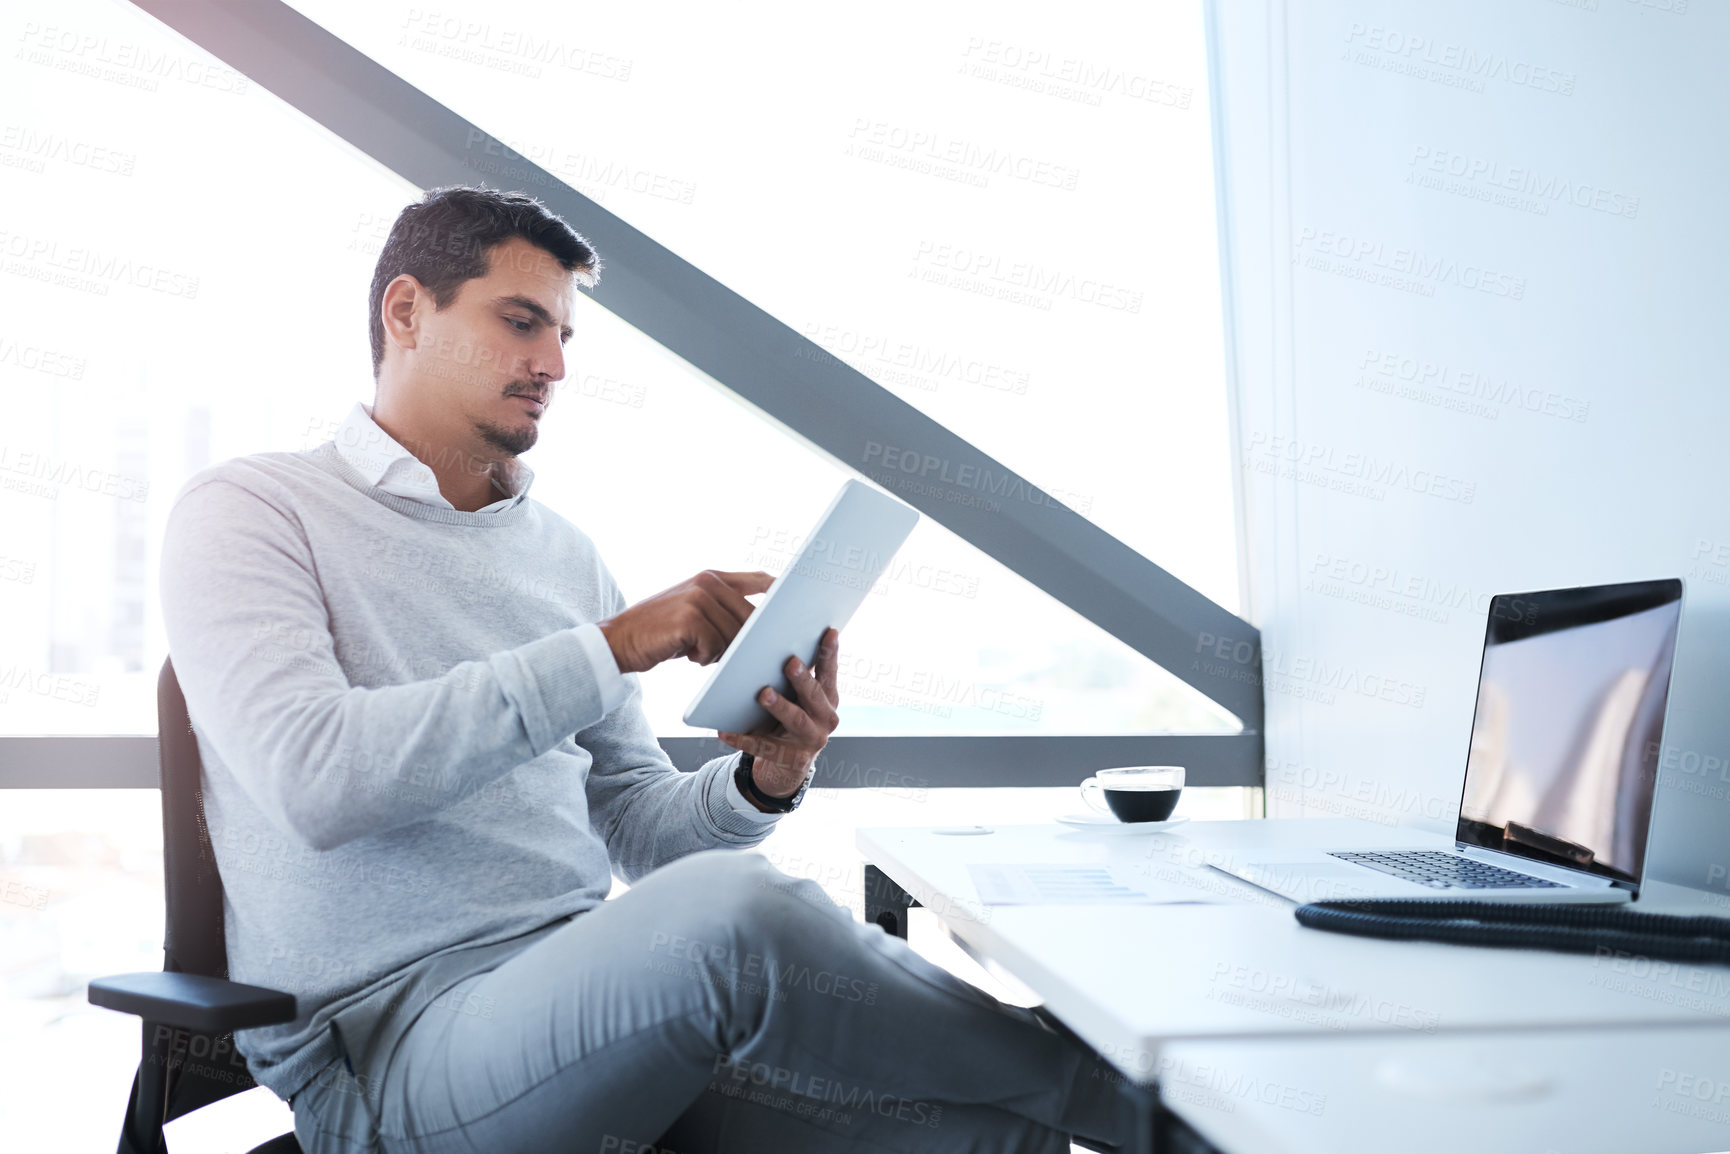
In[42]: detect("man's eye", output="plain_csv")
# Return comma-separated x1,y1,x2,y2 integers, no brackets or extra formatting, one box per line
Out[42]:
506,318,532,333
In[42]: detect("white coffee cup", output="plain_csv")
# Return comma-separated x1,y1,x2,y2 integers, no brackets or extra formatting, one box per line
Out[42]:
1079,765,1185,822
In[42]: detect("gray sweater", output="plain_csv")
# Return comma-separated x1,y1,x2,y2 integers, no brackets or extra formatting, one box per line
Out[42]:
159,439,779,1100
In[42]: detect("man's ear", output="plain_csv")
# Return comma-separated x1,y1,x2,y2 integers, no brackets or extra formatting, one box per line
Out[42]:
380,274,425,358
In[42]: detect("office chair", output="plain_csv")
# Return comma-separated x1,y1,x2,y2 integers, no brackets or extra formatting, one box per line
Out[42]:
79,661,1173,1154
86,658,301,1154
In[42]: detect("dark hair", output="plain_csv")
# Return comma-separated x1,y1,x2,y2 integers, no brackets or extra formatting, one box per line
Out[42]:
367,185,600,376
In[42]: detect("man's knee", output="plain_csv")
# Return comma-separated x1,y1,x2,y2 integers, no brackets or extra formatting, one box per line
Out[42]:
646,851,788,928
634,854,814,984
656,849,775,892
695,854,857,951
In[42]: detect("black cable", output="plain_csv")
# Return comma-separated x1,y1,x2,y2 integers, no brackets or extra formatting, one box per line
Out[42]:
1294,899,1730,964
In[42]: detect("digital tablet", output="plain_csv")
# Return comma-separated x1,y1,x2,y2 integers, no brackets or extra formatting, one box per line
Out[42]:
683,479,920,733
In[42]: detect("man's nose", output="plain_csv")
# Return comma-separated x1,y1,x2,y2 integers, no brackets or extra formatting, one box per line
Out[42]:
530,336,565,383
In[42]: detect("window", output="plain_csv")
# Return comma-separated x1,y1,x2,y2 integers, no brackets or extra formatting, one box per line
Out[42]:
2,4,1250,1147
1,0,1239,740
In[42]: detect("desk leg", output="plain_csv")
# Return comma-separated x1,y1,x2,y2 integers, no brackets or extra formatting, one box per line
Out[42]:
863,864,919,938
1129,1079,1157,1154
1109,1078,1223,1154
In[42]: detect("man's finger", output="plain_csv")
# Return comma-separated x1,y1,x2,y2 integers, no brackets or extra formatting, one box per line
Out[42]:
687,613,732,665
703,582,757,630
688,597,745,662
786,655,839,731
717,729,807,767
715,730,769,758
714,570,776,597
813,628,840,707
756,686,823,745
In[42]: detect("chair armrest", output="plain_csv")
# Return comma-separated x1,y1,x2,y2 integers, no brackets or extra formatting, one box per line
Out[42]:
88,972,297,1033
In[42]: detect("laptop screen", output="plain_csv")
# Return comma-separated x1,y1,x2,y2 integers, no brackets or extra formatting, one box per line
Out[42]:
1456,579,1683,885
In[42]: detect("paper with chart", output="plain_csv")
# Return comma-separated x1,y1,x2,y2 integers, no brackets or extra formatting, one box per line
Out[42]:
967,862,1223,906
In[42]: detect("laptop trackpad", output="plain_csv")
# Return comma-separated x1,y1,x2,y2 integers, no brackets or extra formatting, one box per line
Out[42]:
1242,861,1399,902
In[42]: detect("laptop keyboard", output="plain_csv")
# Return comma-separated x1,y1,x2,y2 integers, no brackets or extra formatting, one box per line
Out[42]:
1329,850,1565,890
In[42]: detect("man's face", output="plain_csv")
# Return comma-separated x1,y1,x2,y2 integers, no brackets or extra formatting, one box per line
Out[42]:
407,234,577,457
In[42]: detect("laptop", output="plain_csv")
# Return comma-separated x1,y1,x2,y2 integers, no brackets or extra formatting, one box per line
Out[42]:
1221,578,1684,904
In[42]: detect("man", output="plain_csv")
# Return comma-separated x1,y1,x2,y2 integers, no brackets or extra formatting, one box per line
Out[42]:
161,185,1126,1153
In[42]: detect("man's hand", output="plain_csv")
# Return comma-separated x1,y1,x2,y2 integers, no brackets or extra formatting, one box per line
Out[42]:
718,627,841,801
596,570,774,675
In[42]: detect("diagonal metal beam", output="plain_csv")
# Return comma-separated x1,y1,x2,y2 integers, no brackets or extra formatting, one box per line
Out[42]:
125,0,1264,732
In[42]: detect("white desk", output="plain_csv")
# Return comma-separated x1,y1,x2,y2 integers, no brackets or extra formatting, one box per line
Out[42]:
856,819,1730,1086
1154,1025,1730,1154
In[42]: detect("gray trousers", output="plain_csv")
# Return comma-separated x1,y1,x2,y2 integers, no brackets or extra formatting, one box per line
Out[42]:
289,849,1128,1153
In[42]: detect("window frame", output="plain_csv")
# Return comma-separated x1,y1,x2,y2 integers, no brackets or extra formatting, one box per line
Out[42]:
0,0,1264,791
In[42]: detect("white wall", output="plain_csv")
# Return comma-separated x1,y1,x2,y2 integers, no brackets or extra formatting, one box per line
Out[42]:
1207,0,1729,893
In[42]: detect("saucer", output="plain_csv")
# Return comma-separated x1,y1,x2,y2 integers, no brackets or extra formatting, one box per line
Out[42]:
1055,812,1189,834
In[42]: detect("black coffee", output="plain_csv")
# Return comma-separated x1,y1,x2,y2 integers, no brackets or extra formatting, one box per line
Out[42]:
1102,785,1181,823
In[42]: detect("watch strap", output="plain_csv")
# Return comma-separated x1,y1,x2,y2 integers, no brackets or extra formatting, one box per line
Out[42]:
735,751,805,813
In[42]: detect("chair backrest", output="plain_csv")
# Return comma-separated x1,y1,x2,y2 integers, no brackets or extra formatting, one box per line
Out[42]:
153,657,262,1120
158,657,229,980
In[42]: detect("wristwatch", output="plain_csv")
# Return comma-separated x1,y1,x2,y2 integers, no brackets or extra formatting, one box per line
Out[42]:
734,751,809,814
